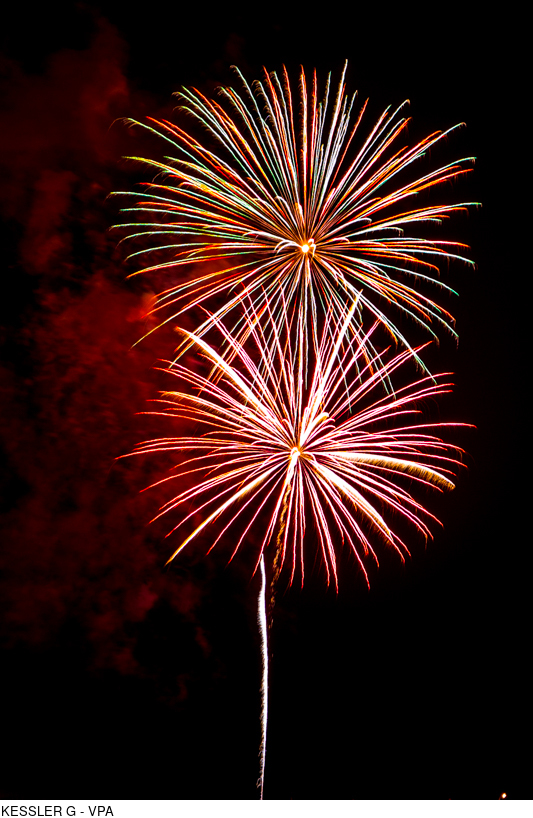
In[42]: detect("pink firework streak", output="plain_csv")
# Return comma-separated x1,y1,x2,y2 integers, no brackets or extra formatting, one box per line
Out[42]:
132,300,467,589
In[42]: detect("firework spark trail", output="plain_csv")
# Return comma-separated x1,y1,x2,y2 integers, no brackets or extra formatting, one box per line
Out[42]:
131,299,466,590
113,63,477,374
258,554,268,800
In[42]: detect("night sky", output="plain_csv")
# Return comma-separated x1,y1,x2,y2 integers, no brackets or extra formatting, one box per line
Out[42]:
0,2,525,800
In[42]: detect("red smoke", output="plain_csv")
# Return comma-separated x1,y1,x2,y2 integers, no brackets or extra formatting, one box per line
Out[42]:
0,17,217,678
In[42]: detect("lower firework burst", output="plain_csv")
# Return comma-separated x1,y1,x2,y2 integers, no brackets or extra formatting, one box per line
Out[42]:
132,299,466,589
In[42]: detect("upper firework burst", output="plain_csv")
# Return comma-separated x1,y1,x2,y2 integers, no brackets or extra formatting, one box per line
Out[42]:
114,63,477,367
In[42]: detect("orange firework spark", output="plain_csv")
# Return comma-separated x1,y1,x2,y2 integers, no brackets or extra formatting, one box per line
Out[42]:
114,63,477,373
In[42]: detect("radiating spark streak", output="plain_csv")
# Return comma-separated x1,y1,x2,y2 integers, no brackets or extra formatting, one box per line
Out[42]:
112,64,477,374
128,301,467,588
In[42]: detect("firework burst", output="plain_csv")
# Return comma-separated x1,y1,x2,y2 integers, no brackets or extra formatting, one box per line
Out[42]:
115,65,476,798
114,63,476,371
132,300,465,590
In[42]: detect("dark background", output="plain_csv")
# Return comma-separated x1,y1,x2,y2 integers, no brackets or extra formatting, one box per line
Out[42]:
0,1,525,800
